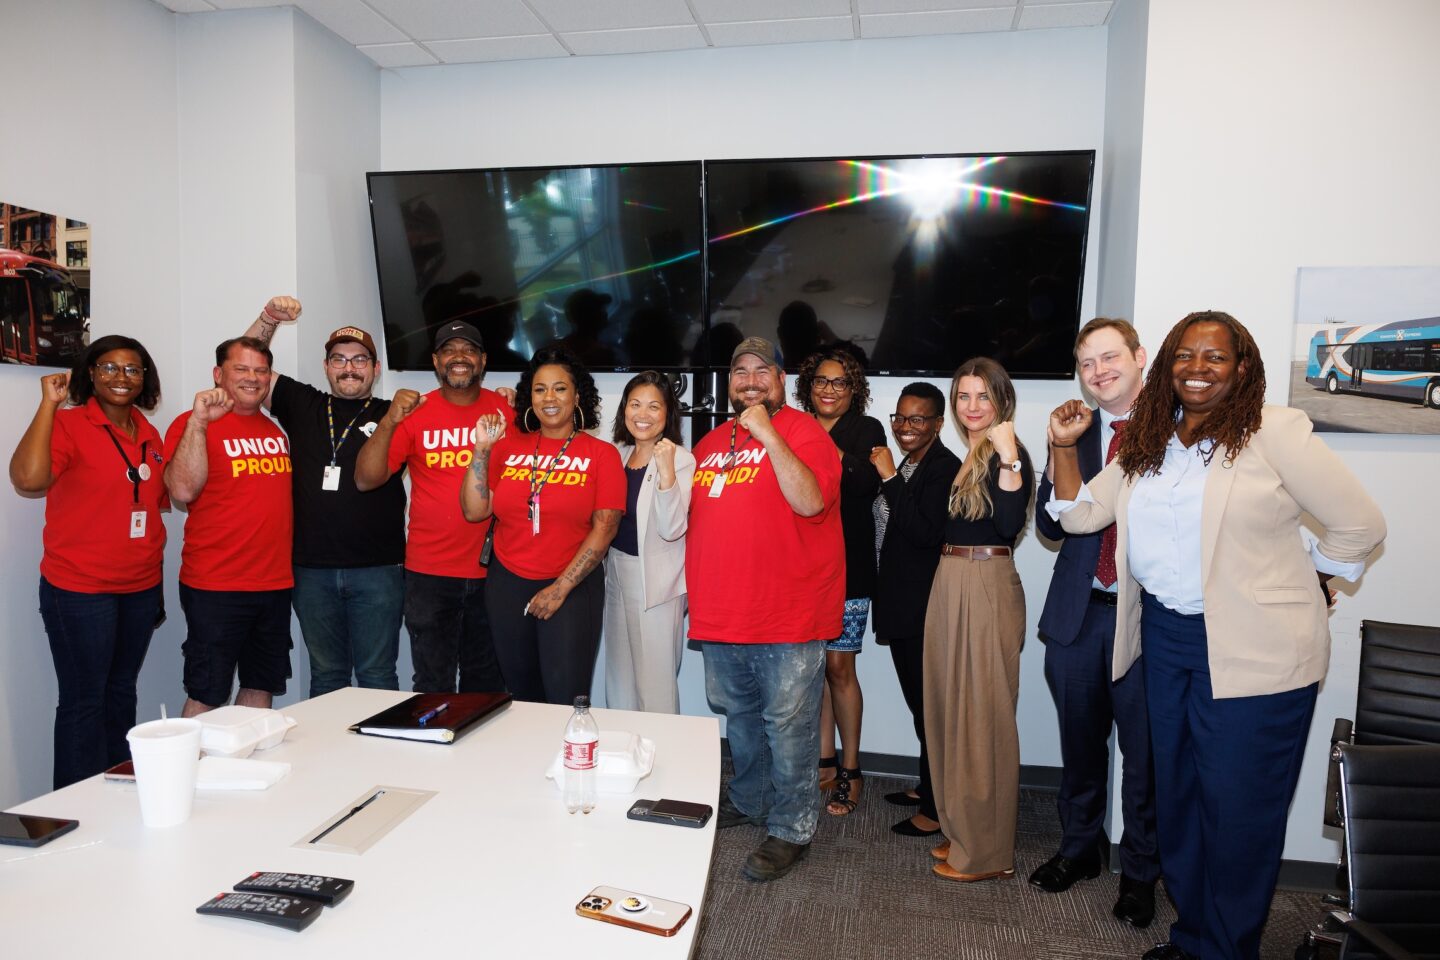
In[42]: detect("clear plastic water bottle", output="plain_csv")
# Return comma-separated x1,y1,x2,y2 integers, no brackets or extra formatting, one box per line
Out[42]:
563,695,599,814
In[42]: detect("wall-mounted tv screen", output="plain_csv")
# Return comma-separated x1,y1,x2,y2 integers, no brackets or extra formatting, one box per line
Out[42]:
369,162,704,371
703,152,1095,377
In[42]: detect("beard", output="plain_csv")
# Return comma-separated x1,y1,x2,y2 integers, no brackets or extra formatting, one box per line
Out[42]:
437,362,480,390
730,389,781,416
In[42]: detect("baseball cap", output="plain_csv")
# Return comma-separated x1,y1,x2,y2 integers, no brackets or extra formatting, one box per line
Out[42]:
324,326,378,358
731,335,783,368
433,320,485,352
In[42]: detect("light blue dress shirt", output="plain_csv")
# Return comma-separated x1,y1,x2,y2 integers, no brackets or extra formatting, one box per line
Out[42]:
1046,431,1365,614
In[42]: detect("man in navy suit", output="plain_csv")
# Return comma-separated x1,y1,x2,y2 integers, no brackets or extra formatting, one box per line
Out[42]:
1032,317,1160,928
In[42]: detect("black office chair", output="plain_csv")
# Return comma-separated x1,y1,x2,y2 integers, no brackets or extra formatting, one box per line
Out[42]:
1324,743,1440,960
1297,620,1440,960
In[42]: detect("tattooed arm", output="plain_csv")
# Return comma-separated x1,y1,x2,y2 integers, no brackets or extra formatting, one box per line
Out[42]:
526,508,621,620
460,412,505,521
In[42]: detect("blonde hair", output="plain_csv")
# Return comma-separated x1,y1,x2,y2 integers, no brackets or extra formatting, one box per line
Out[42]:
948,357,1019,520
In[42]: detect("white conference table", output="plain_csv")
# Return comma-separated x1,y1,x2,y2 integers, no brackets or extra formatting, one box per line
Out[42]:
1,689,720,958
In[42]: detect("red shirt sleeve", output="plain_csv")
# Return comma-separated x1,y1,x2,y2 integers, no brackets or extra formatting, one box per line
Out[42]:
386,413,415,476
162,411,192,463
590,440,626,514
785,413,843,522
49,408,77,477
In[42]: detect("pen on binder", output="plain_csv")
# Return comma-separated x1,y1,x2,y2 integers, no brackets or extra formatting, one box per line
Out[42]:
417,702,450,725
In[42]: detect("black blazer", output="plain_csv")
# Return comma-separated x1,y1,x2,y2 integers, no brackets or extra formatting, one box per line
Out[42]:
828,408,887,600
1035,415,1105,646
871,440,962,642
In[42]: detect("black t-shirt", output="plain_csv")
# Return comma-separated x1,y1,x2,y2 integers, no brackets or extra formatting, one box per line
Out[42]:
941,447,1035,548
269,375,407,568
611,465,646,557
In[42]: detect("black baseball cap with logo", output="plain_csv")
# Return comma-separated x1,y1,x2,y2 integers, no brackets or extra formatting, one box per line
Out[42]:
433,320,485,352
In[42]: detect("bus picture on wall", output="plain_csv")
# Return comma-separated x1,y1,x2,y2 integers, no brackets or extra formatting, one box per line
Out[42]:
0,200,91,369
1288,265,1440,435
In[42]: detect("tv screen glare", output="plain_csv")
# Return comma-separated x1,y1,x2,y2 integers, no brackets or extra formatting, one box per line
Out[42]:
368,162,705,372
703,152,1095,377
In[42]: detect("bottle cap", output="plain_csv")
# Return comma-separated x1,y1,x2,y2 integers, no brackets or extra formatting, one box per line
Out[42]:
573,695,590,709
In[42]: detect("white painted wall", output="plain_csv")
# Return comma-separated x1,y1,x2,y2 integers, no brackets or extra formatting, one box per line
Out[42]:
0,0,182,807
1131,0,1440,863
379,29,1114,767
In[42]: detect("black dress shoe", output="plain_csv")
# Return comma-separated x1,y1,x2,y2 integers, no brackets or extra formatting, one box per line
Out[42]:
1113,874,1156,928
890,817,941,837
883,790,921,807
1141,943,1197,960
1027,852,1104,893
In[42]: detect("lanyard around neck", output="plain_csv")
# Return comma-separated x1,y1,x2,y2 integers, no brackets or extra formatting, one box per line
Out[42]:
527,429,579,519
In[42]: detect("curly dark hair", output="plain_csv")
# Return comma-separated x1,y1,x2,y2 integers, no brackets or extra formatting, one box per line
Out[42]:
612,370,683,445
514,345,602,434
1118,310,1266,477
793,344,871,415
69,334,162,411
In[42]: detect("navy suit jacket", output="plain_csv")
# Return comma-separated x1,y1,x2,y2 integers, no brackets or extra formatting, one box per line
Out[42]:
1035,415,1105,647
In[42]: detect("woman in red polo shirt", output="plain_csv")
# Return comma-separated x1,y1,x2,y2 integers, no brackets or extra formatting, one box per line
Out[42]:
460,345,625,705
8,335,168,789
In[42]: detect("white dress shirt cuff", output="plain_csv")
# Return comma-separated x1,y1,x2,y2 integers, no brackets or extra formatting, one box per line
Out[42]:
1312,542,1366,582
1043,483,1094,521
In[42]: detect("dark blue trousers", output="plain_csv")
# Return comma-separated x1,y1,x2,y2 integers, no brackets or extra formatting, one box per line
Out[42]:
1141,594,1316,960
1043,597,1158,880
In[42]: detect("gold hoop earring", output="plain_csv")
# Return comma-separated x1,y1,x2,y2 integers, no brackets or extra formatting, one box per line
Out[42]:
523,408,538,432
573,407,587,431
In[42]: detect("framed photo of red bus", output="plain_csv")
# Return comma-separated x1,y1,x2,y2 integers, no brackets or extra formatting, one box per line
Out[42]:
0,200,91,368
1288,266,1440,434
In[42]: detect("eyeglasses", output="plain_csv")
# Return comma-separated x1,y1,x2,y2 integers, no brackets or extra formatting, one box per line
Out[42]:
813,376,852,393
327,354,373,369
94,362,144,379
889,414,939,429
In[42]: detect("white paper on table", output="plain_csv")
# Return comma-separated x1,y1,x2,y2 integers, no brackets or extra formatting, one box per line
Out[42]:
195,756,290,790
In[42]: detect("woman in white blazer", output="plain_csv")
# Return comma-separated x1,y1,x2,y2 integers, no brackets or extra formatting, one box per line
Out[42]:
603,371,696,713
1047,312,1385,960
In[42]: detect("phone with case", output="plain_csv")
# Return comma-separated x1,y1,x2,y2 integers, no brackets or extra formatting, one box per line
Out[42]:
576,886,692,937
627,798,713,828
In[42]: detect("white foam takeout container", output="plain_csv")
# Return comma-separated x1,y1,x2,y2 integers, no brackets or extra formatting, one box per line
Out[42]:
197,706,297,759
546,731,655,794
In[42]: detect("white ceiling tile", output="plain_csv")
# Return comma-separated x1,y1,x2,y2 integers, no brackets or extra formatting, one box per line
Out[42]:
692,0,851,24
152,0,219,12
859,0,1016,13
356,40,440,67
708,17,855,47
861,6,1016,37
427,34,570,63
363,0,544,40
292,0,407,44
530,0,695,33
1017,0,1110,28
560,24,707,56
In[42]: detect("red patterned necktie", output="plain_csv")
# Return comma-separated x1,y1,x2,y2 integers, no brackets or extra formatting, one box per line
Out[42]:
1094,419,1127,588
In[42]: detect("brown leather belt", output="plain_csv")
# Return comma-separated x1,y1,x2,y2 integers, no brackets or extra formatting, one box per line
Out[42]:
940,544,1012,560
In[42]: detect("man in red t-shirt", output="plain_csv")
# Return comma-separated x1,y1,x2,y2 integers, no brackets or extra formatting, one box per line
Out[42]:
687,336,843,882
355,320,510,693
164,337,294,717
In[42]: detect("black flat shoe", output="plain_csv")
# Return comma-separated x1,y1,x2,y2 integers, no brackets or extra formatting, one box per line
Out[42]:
883,790,921,807
1113,875,1156,928
890,817,941,837
1141,943,1196,960
1027,852,1104,893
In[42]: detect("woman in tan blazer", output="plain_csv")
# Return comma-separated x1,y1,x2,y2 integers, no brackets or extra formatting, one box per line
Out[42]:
1047,311,1385,960
603,371,695,713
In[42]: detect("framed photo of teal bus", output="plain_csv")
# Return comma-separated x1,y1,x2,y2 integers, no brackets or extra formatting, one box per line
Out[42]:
1288,266,1440,434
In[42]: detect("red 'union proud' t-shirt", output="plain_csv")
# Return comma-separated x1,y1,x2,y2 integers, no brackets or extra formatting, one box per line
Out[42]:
685,405,843,644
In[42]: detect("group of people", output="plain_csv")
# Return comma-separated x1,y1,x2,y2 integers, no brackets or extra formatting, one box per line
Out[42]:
11,296,1385,960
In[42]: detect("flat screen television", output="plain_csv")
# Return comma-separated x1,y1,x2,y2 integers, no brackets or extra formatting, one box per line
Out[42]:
702,152,1095,377
368,162,705,372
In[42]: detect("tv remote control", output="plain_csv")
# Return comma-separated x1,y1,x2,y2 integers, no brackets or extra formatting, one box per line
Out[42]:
234,871,354,905
195,892,324,931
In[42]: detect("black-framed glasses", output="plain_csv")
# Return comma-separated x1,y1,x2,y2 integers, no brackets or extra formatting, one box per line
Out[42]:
94,362,145,379
814,376,852,393
327,354,373,369
889,413,938,428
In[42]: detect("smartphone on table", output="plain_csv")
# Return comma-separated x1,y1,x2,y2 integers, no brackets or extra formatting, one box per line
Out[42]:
0,812,79,847
576,886,692,937
626,798,713,828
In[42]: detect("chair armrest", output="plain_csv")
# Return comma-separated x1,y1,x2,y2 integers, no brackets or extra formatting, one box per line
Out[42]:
1325,718,1355,828
1331,912,1420,960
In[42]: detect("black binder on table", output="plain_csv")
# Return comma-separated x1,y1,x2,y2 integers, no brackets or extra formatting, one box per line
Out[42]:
348,692,512,744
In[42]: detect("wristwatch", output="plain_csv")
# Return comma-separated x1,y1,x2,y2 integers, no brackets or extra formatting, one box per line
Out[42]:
1004,458,1022,473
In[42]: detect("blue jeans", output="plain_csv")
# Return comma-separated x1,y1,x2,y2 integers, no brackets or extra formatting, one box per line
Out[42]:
292,564,404,698
38,577,161,790
703,639,825,844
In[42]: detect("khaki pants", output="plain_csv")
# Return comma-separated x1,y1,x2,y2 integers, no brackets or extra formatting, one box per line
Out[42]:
923,553,1025,874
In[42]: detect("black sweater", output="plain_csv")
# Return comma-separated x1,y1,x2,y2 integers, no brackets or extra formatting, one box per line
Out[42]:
825,408,887,600
871,440,963,642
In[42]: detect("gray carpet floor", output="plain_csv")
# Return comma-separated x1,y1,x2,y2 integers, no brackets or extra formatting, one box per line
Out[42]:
693,773,1323,960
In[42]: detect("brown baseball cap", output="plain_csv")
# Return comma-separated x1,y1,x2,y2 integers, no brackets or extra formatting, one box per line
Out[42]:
325,326,378,358
731,335,783,368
